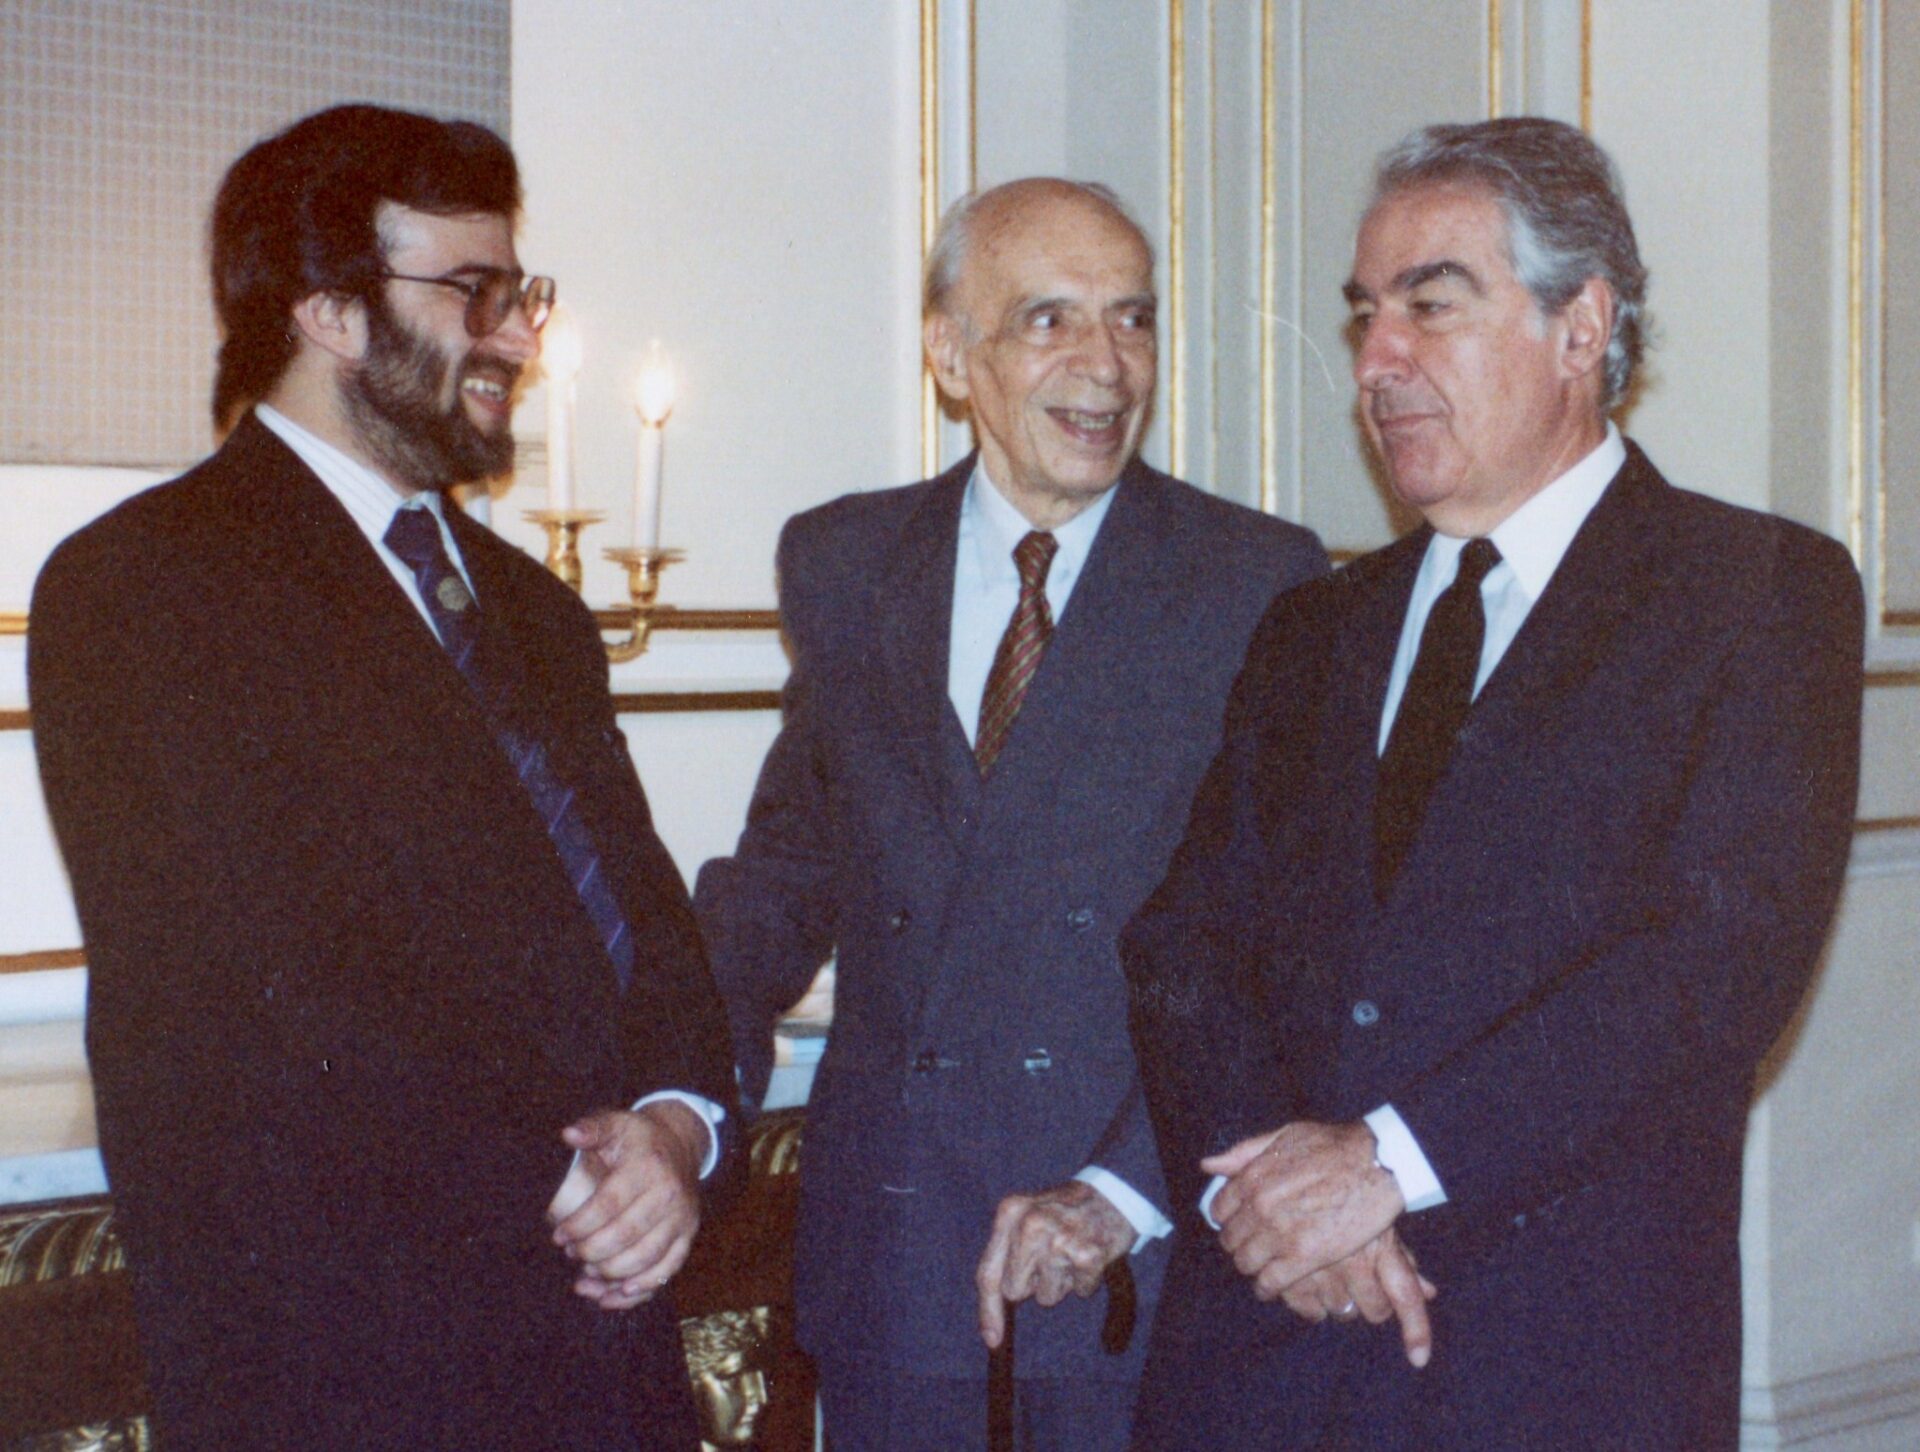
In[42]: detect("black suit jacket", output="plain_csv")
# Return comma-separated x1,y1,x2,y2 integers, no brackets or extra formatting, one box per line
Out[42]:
30,417,737,1450
694,455,1327,1381
1123,444,1864,1450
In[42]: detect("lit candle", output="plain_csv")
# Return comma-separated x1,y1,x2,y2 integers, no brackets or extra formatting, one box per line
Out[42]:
633,340,675,551
541,303,583,511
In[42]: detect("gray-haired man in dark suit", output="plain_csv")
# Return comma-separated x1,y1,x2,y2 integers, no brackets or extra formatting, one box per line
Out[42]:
694,177,1327,1451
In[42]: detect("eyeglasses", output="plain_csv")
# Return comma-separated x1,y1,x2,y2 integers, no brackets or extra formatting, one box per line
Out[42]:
376,268,556,338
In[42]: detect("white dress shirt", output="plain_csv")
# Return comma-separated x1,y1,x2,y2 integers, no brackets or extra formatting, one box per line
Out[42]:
1201,424,1624,1228
1362,423,1623,1212
255,405,726,1176
947,465,1171,1253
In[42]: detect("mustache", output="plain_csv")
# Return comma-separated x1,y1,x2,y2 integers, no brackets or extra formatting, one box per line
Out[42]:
1366,392,1440,425
462,355,523,391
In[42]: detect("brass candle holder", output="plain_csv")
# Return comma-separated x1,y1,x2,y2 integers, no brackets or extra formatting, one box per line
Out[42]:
602,546,686,663
524,508,606,592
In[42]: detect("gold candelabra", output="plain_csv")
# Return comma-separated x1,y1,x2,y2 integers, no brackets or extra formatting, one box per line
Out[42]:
601,546,686,663
524,508,605,592
525,511,776,660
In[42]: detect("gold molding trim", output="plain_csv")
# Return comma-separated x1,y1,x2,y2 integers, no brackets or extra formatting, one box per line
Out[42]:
611,690,781,714
0,687,783,733
590,607,778,633
0,948,86,974
1258,0,1277,515
1168,0,1187,476
1858,815,1920,833
920,0,941,481
1853,0,1867,568
2,608,776,642
1885,610,1920,627
1581,0,1593,131
1488,0,1503,119
968,0,978,192
1865,667,1920,686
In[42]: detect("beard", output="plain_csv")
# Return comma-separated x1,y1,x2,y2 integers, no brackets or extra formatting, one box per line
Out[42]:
342,298,517,493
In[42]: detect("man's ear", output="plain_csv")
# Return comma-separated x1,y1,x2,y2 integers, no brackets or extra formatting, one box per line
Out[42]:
290,290,368,364
924,311,971,402
1557,276,1614,386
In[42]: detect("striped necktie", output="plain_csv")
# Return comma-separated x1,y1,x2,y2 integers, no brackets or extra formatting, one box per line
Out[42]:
975,529,1059,774
384,505,634,988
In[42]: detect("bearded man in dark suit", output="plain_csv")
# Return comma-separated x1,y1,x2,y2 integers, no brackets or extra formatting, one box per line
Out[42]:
1123,117,1863,1450
31,104,736,1450
693,178,1327,1450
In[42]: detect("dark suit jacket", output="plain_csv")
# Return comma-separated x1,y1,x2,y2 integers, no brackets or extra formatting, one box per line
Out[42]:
693,454,1327,1381
29,416,737,1451
1122,444,1864,1450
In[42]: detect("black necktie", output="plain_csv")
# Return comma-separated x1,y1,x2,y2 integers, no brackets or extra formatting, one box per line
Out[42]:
1375,537,1502,897
383,506,634,989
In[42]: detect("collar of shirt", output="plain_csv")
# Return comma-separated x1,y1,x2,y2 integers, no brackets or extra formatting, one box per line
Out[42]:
947,460,1120,746
1379,422,1626,752
963,458,1116,609
255,404,474,633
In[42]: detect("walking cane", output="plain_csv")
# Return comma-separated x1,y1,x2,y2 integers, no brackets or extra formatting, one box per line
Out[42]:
986,1258,1137,1452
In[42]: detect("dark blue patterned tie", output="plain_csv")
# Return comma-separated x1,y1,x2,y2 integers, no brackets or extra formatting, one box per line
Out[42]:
384,506,633,989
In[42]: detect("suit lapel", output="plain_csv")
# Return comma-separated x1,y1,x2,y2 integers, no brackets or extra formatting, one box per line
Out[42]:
1384,448,1667,894
875,458,981,831
221,416,502,753
971,461,1184,813
1304,534,1428,924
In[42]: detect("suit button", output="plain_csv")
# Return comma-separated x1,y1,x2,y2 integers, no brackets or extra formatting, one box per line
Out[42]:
888,908,912,934
1065,906,1094,932
1352,999,1381,1027
1022,1048,1053,1073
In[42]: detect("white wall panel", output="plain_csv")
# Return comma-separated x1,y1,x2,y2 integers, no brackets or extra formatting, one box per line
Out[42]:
1591,0,1773,510
507,0,924,616
1296,1,1486,551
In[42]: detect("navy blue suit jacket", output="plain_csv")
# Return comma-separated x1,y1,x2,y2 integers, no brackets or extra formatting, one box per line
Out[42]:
695,455,1326,1379
1122,444,1864,1449
31,416,738,1450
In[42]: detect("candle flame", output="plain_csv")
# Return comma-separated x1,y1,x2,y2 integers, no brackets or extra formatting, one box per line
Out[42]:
634,340,675,426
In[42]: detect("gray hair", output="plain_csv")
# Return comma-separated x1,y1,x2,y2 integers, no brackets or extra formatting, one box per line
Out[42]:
1370,117,1648,411
922,178,1152,320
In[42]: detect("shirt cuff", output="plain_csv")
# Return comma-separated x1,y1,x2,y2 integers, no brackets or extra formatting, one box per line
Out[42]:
1198,1174,1227,1230
633,1090,728,1180
1364,1104,1446,1212
1074,1166,1174,1254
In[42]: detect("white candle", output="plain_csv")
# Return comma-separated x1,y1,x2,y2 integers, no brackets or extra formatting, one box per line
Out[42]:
633,341,675,550
635,424,664,550
541,303,583,511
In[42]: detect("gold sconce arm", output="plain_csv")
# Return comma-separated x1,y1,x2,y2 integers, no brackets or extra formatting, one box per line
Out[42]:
601,547,685,663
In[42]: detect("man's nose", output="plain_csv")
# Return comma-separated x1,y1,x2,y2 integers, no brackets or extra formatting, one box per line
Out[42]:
1071,322,1126,386
1353,313,1412,390
491,308,541,365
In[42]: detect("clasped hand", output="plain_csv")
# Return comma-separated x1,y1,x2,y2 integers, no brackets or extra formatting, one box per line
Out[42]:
546,1101,707,1311
974,1180,1135,1350
1205,1120,1435,1367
